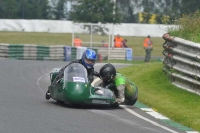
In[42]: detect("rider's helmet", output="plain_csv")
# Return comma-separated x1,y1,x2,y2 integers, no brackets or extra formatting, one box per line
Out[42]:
81,49,97,69
99,63,116,83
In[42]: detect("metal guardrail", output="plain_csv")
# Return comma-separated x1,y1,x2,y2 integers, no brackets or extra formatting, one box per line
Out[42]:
162,33,200,95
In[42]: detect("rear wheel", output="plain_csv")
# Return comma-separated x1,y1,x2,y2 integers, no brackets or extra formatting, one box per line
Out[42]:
126,97,137,106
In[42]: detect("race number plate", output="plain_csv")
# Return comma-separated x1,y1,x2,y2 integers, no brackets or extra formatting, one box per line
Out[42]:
92,100,108,104
73,77,85,83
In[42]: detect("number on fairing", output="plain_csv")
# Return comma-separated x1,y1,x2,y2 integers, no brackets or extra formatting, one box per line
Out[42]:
73,77,85,83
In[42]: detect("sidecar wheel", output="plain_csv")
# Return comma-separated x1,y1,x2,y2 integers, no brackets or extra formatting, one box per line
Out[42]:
126,98,137,106
111,103,119,108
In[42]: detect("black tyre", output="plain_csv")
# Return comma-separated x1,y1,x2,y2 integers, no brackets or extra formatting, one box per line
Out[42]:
71,104,81,108
45,92,51,100
56,100,64,104
126,97,137,106
111,103,119,108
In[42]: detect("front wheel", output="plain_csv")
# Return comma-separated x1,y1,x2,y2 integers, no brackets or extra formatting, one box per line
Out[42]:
45,91,51,100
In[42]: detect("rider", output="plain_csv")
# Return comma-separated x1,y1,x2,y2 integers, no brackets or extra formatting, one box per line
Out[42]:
99,63,138,104
46,49,99,99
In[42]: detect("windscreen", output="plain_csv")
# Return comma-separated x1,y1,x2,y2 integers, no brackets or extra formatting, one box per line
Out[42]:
64,63,88,83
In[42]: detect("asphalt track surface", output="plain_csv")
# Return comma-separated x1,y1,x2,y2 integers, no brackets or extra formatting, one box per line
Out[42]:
0,59,185,133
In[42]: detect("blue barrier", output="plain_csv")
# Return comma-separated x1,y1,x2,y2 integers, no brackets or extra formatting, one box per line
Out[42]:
126,48,132,61
64,46,71,61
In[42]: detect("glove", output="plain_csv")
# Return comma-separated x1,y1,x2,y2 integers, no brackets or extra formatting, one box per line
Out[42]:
93,71,100,78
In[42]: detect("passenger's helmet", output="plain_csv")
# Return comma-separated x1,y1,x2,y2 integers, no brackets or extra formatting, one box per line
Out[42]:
81,49,97,69
99,63,116,82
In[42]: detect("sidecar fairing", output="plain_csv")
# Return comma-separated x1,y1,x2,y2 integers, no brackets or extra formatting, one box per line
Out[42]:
47,63,116,106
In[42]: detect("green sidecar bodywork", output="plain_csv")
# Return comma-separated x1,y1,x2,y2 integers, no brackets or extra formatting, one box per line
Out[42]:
46,63,138,107
47,63,116,106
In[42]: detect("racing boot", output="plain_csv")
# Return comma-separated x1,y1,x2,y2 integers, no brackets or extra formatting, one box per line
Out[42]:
116,85,125,104
116,97,125,103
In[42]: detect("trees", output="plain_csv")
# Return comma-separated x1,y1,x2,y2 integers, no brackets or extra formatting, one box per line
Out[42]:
179,0,200,16
134,0,200,23
0,0,51,19
70,0,122,23
0,0,200,23
0,0,19,18
50,0,68,20
116,0,137,23
22,0,50,19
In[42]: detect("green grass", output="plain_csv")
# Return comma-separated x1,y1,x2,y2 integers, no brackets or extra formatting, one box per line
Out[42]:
0,32,72,45
0,31,165,56
118,62,200,132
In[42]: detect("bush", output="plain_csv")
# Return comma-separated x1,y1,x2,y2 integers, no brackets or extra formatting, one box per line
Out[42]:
169,10,200,43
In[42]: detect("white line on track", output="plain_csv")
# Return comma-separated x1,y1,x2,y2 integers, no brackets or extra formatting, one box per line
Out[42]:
141,108,169,119
120,105,179,133
36,72,50,94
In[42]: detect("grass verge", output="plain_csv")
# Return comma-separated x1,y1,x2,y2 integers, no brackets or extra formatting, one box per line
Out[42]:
0,31,165,56
118,62,200,132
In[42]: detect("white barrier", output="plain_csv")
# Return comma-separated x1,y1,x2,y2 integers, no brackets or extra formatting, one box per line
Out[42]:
0,19,173,37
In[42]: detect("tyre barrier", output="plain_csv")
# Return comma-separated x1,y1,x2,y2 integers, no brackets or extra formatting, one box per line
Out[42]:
0,43,132,61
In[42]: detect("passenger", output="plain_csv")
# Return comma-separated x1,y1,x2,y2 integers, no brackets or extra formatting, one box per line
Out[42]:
99,63,138,104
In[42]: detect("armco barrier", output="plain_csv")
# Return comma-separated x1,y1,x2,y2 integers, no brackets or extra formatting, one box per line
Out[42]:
162,33,200,95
